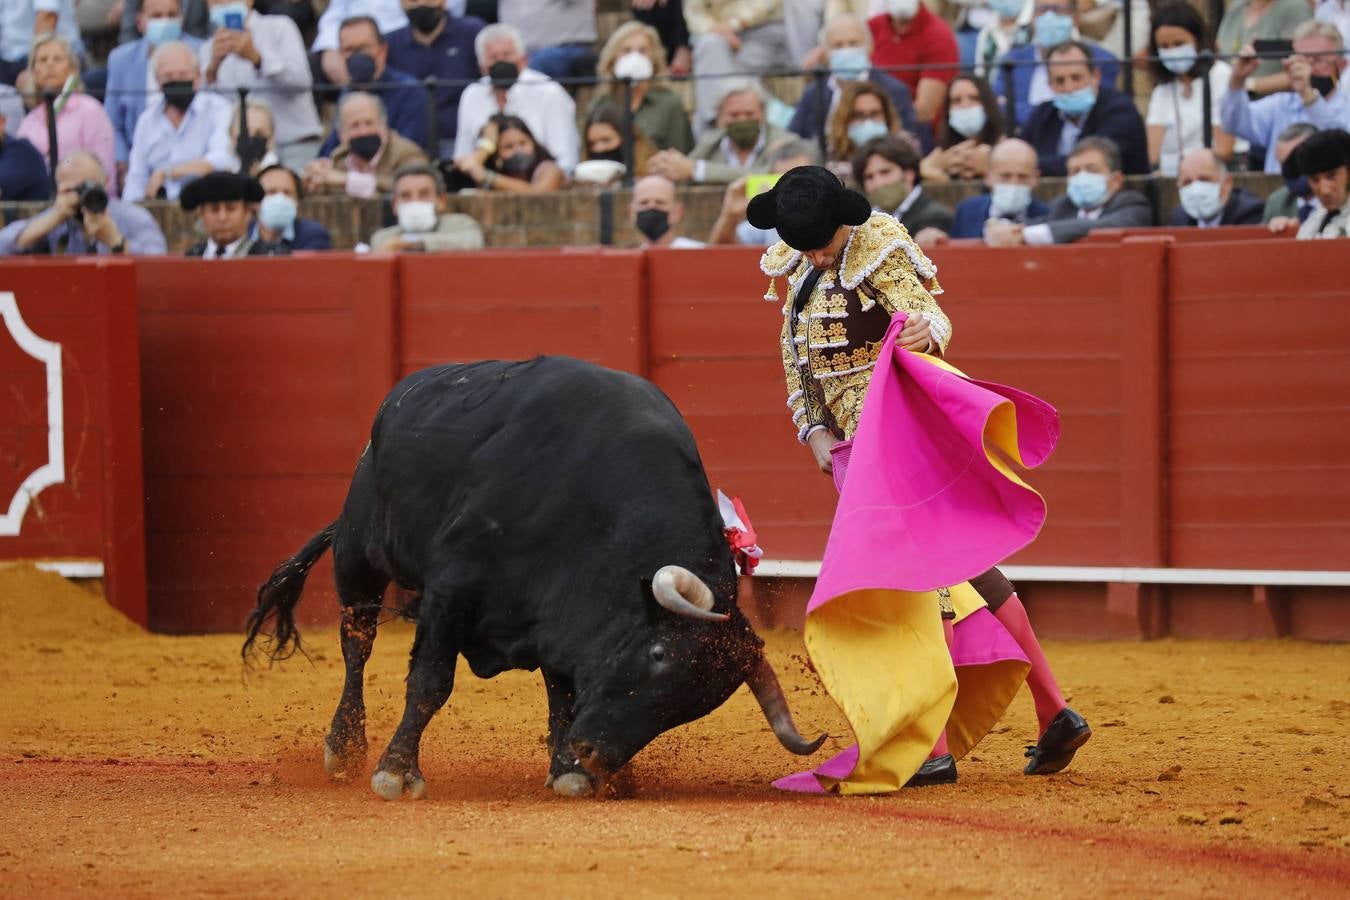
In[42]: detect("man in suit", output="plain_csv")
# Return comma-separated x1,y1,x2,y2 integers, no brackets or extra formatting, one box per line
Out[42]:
1168,148,1265,228
949,138,1051,240
252,164,332,251
181,170,287,257
1021,40,1148,177
647,83,794,185
985,136,1152,245
106,0,204,184
852,133,953,240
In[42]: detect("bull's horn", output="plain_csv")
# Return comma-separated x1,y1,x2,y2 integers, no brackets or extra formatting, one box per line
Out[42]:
652,566,729,622
746,656,827,756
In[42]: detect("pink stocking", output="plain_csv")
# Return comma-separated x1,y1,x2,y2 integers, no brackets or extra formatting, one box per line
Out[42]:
928,616,955,759
994,593,1065,735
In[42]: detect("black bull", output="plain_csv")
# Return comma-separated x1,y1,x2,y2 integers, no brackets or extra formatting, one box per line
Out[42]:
243,356,824,799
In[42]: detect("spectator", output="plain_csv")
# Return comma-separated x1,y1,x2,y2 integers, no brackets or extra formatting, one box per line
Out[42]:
707,134,820,244
1168,148,1264,227
630,173,703,248
582,101,657,174
368,162,484,250
647,82,793,184
123,41,235,202
0,151,165,255
1022,40,1148,176
990,1,1120,128
825,80,905,178
784,0,870,65
228,97,279,174
304,91,428,196
200,0,323,170
1317,0,1350,49
589,21,694,153
867,0,960,123
787,13,919,149
452,113,566,192
181,169,287,256
254,0,318,38
920,74,1003,184
986,136,1150,245
633,0,693,76
317,16,427,156
1,86,23,134
1146,2,1234,177
18,35,116,192
1222,21,1350,174
948,137,1049,239
0,106,53,201
685,0,789,133
253,162,332,250
852,133,953,239
1264,121,1318,224
311,0,410,88
1,2,85,87
972,0,1032,78
1216,0,1310,89
498,0,596,82
386,0,485,160
453,23,579,172
120,0,209,44
1283,127,1350,237
107,0,205,180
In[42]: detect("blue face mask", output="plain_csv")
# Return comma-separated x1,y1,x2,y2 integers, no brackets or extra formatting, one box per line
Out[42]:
989,0,1026,19
1178,179,1224,221
259,193,298,232
848,119,889,146
948,104,987,138
1052,86,1096,118
145,17,182,43
828,47,871,81
991,182,1033,217
1067,170,1109,209
209,1,248,31
1158,43,1197,75
1033,11,1075,49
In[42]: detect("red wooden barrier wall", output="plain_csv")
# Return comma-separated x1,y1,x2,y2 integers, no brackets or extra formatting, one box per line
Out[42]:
0,260,146,625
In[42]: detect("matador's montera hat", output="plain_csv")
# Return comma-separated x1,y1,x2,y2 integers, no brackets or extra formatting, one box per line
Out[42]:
746,165,872,253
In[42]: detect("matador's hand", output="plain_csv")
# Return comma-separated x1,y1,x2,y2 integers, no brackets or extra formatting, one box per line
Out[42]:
896,314,935,353
806,429,838,475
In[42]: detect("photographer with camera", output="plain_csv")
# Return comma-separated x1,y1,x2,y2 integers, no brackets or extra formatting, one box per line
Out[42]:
0,151,166,256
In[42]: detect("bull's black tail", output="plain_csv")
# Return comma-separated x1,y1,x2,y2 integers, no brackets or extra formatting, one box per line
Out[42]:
241,521,337,664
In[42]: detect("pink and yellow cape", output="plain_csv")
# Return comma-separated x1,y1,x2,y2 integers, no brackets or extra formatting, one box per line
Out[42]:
775,314,1060,795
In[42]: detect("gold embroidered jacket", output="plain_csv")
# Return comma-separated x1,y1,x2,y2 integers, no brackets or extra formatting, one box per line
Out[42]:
761,212,952,443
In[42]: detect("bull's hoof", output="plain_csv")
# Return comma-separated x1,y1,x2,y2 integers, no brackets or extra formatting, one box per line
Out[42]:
551,772,593,797
323,739,366,780
371,768,427,801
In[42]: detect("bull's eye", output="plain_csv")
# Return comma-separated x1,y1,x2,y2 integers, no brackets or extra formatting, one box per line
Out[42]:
650,644,666,663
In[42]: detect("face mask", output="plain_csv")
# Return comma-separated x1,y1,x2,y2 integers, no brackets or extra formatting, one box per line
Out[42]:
1158,43,1197,75
867,179,912,212
885,0,921,19
634,207,671,241
348,133,382,161
828,47,871,81
259,193,297,231
397,200,439,233
1286,174,1312,199
499,152,535,179
488,60,519,90
1033,11,1074,49
1066,170,1109,209
989,0,1025,19
1311,74,1337,97
346,51,378,84
407,5,444,35
145,17,182,43
1179,179,1224,221
238,133,269,164
848,119,889,146
948,104,987,138
208,1,248,30
162,80,195,111
612,50,654,81
724,119,761,149
590,147,624,163
1052,86,1096,118
991,182,1033,216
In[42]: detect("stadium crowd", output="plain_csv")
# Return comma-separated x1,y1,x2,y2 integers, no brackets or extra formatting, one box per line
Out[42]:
2,0,1350,257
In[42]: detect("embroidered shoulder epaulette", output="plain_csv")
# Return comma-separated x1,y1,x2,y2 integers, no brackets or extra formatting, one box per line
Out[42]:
759,241,803,303
837,212,938,291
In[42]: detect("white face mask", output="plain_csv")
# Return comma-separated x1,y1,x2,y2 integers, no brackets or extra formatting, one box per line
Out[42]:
397,200,438,234
612,50,654,81
885,0,921,19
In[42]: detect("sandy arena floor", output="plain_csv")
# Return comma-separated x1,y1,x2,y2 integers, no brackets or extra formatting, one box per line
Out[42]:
1,565,1348,898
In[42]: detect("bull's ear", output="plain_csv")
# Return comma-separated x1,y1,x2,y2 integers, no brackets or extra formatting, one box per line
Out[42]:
639,577,661,626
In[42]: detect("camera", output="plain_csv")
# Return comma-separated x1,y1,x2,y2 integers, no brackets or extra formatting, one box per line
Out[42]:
73,180,108,216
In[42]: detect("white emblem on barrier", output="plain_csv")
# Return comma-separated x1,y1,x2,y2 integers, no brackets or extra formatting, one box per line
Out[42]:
0,292,64,536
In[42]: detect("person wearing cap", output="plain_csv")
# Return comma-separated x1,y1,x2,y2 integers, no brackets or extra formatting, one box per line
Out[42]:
1285,127,1350,237
751,165,1090,792
180,169,288,257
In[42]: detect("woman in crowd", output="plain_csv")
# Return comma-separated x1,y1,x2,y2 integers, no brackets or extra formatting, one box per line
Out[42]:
453,115,566,194
1146,2,1235,176
587,21,693,153
18,34,116,193
827,82,904,183
920,75,1004,184
582,102,656,175
1217,0,1311,91
229,98,280,176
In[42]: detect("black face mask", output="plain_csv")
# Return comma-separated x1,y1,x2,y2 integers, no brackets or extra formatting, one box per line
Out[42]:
348,133,383,161
590,147,624,163
634,208,670,242
499,152,535,179
488,60,519,90
407,5,444,35
1311,74,1337,97
346,51,378,84
162,80,195,111
238,133,269,166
